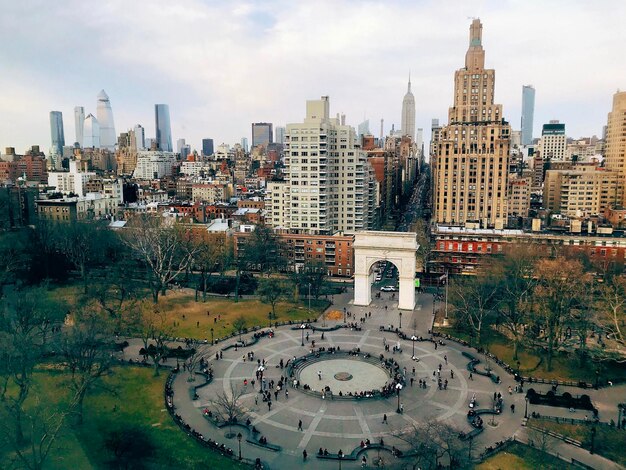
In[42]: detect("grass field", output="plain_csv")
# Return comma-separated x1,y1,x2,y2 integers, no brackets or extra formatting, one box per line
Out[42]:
435,326,626,383
531,419,626,467
5,367,244,470
157,290,329,339
476,441,576,470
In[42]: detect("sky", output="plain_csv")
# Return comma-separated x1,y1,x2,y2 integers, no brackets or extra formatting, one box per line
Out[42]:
1,0,625,154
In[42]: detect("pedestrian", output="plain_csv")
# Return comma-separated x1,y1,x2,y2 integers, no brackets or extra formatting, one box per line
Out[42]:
285,389,289,399
196,321,199,328
382,413,388,424
410,377,414,387
255,395,258,405
298,419,303,431
303,449,307,461
451,370,454,379
469,372,473,380
444,355,448,364
400,403,404,413
318,370,322,380
511,404,515,413
444,379,448,390
361,455,367,468
434,342,438,350
268,401,272,411
412,367,416,376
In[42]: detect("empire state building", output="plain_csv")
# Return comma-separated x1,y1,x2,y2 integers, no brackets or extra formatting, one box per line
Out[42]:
401,74,416,140
432,19,510,227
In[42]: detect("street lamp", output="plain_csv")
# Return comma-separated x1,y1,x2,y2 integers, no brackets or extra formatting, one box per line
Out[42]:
308,283,311,319
338,449,344,470
411,335,417,359
210,327,214,345
524,397,529,419
399,311,402,329
590,426,596,454
343,307,347,323
301,324,306,347
516,360,521,376
595,369,600,390
395,383,403,413
237,432,242,460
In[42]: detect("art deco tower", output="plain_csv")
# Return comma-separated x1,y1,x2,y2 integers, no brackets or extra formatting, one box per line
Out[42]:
432,19,511,227
96,90,116,150
401,74,416,140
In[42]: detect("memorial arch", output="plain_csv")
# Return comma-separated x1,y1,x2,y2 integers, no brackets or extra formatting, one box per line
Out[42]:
353,231,418,310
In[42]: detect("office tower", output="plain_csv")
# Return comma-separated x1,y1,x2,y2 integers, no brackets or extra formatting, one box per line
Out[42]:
358,120,370,138
251,122,273,148
133,124,145,149
275,126,286,145
83,114,100,148
49,111,65,156
603,91,626,206
521,85,535,145
96,90,116,150
74,106,85,147
116,129,139,175
176,138,186,154
202,138,214,156
181,144,191,161
432,19,511,227
265,96,375,235
538,120,566,160
241,137,249,153
155,104,173,151
145,138,155,150
401,73,416,140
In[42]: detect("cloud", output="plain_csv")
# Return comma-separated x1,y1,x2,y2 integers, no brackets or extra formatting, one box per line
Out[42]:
0,0,625,152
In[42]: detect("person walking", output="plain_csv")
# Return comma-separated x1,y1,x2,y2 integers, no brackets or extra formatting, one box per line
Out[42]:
303,449,308,461
510,404,515,413
298,419,303,431
382,413,388,424
318,370,322,380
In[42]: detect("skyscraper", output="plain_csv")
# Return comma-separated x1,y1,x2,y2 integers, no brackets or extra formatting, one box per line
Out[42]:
176,138,186,154
521,85,535,145
83,114,100,149
603,91,626,206
155,104,173,152
74,106,85,147
202,138,214,156
432,19,511,227
49,111,65,157
538,121,566,160
241,137,249,153
275,126,286,145
401,74,416,140
251,122,273,148
96,90,116,150
358,120,370,138
133,124,145,150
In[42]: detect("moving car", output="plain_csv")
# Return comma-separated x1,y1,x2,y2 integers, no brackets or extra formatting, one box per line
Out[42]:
380,285,395,292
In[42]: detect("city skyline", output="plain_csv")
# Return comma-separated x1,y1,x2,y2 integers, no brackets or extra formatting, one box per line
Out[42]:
1,1,625,152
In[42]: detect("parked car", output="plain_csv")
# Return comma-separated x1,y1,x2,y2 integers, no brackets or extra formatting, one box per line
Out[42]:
380,285,395,292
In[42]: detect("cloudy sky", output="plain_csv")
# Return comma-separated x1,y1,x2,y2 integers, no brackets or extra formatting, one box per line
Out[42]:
1,0,625,154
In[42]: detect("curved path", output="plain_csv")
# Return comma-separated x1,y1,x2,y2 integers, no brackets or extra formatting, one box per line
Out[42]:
164,288,529,469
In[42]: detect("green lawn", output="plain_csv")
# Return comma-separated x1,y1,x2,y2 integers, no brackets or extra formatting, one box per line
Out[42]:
531,419,626,467
5,367,244,470
476,441,575,470
436,326,626,383
157,291,329,339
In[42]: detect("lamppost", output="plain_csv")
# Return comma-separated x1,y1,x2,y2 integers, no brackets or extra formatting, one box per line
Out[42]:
399,311,402,329
343,307,347,324
396,383,403,413
210,327,214,345
301,324,306,347
308,283,311,319
338,449,344,470
524,397,529,419
595,369,600,390
516,360,521,376
590,426,596,454
237,432,242,460
411,335,417,359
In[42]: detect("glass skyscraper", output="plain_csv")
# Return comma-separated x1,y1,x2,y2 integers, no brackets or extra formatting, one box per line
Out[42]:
49,111,65,156
251,122,273,148
521,85,535,145
155,104,172,152
202,138,214,156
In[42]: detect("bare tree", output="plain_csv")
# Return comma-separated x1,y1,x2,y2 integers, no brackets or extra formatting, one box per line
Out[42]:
597,274,626,346
58,307,116,424
257,278,286,320
210,384,246,438
121,215,199,303
134,302,173,377
232,315,247,342
193,235,229,302
396,422,469,469
449,274,499,345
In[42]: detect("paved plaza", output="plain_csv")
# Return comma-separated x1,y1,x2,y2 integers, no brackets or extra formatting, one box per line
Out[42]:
167,287,533,469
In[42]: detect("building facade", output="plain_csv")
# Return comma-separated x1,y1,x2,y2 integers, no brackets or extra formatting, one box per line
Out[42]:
202,138,214,156
74,106,85,147
521,85,535,146
133,150,176,179
96,90,116,151
432,19,511,227
538,121,567,161
252,122,273,148
603,91,626,206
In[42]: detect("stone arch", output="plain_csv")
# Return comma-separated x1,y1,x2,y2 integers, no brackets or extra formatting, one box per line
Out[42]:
353,231,418,310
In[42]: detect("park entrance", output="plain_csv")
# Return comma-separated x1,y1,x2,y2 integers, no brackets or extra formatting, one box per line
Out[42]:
353,231,418,310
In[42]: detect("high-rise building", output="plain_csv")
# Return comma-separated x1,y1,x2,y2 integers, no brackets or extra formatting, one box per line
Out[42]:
275,126,286,145
603,91,626,206
202,138,214,156
74,106,85,147
401,74,416,140
96,90,116,150
358,120,370,138
49,111,65,157
83,114,100,149
252,122,273,148
521,85,535,146
429,118,441,164
432,19,511,227
155,104,173,152
176,138,186,154
538,121,566,161
265,96,376,235
241,137,249,153
133,124,145,150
